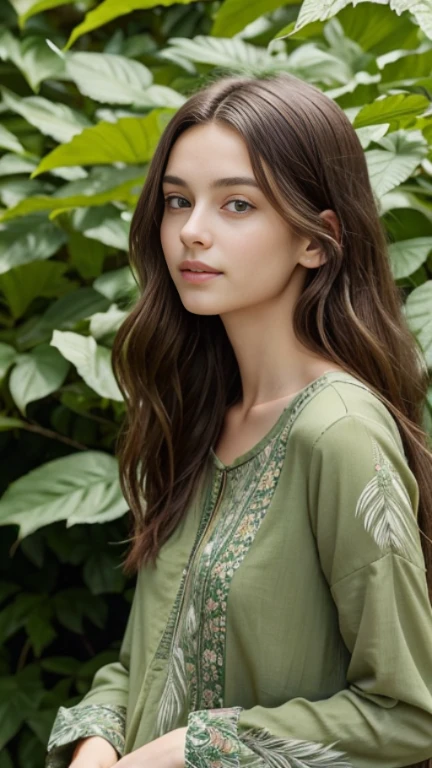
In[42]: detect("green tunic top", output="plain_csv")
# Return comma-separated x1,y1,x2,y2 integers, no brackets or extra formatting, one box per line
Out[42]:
46,370,432,767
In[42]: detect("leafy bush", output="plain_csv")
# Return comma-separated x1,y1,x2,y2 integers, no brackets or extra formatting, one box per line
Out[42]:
0,0,431,764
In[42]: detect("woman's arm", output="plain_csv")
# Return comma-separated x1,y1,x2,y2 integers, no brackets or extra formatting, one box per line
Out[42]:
46,584,138,768
183,414,432,767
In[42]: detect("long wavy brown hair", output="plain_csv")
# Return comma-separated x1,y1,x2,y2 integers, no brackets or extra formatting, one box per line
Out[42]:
112,73,432,609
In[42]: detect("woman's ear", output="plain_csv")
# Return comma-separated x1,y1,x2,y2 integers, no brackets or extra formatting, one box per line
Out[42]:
300,209,341,268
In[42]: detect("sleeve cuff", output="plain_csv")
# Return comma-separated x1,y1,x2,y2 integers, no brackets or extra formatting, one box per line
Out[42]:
46,703,126,768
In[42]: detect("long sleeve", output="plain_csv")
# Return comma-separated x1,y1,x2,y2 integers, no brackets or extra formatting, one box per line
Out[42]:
46,584,137,768
184,413,432,767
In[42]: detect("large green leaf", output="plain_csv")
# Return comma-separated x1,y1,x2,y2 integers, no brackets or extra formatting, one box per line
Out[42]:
15,287,110,350
31,111,172,176
0,153,37,177
11,0,78,27
0,215,68,274
0,261,75,317
365,132,427,198
293,0,432,41
388,237,432,279
336,2,418,55
9,344,70,414
65,0,197,49
0,166,146,222
93,266,138,303
0,451,129,537
391,0,432,39
380,50,432,85
0,31,66,91
72,205,130,251
51,330,123,401
1,88,92,143
89,304,127,341
211,0,293,38
64,51,185,108
160,35,279,74
405,280,432,367
353,94,429,130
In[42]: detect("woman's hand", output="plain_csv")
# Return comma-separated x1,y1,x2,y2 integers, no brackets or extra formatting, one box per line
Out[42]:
115,727,187,768
69,735,120,767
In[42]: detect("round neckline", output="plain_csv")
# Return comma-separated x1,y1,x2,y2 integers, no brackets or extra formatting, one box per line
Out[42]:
209,369,360,471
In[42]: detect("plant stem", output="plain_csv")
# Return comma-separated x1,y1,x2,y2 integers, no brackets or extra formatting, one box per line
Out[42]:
23,421,88,451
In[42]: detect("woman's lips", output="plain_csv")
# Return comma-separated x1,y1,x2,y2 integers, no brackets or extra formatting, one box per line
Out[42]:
180,270,223,283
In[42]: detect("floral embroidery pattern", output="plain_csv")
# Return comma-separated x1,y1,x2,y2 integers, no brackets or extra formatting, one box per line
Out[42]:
185,709,353,768
185,707,243,767
46,703,126,768
355,437,418,559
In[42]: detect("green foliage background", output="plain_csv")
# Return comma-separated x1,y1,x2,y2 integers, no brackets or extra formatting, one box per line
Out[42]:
0,0,432,764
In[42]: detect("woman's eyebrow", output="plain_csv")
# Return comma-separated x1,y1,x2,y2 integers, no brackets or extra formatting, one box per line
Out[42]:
162,174,260,189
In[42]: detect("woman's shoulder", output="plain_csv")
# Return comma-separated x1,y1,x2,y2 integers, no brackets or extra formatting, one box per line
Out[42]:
291,370,405,457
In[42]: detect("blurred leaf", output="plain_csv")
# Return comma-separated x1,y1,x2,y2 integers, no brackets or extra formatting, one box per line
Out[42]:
9,344,70,413
0,451,129,537
0,343,17,380
337,2,418,55
405,281,432,368
0,32,67,91
2,87,92,143
84,551,125,594
0,214,67,274
65,51,185,108
68,232,106,279
89,304,127,340
51,330,123,401
11,0,78,27
40,656,80,675
0,416,26,431
53,589,107,633
32,111,173,175
211,0,292,38
0,153,37,176
25,603,56,656
160,34,279,74
353,94,429,129
65,0,196,49
0,260,75,317
366,132,427,198
0,665,43,750
72,205,130,251
93,266,138,303
388,237,432,280
293,0,429,42
0,124,25,154
0,166,146,222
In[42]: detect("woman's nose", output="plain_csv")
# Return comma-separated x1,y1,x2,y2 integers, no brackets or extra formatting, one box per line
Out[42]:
180,209,213,248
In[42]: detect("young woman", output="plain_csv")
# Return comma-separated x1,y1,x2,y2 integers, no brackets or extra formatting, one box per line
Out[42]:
46,73,432,768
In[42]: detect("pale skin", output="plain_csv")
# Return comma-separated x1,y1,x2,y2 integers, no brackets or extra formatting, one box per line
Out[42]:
68,121,343,766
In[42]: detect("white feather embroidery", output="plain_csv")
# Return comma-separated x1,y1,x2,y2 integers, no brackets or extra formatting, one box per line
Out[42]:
240,729,352,767
355,440,418,558
154,644,188,737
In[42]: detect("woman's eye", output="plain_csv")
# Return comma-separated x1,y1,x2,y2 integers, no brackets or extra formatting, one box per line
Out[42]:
225,199,253,214
164,195,190,209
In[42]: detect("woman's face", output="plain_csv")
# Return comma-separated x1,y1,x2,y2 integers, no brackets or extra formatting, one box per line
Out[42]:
160,121,315,317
